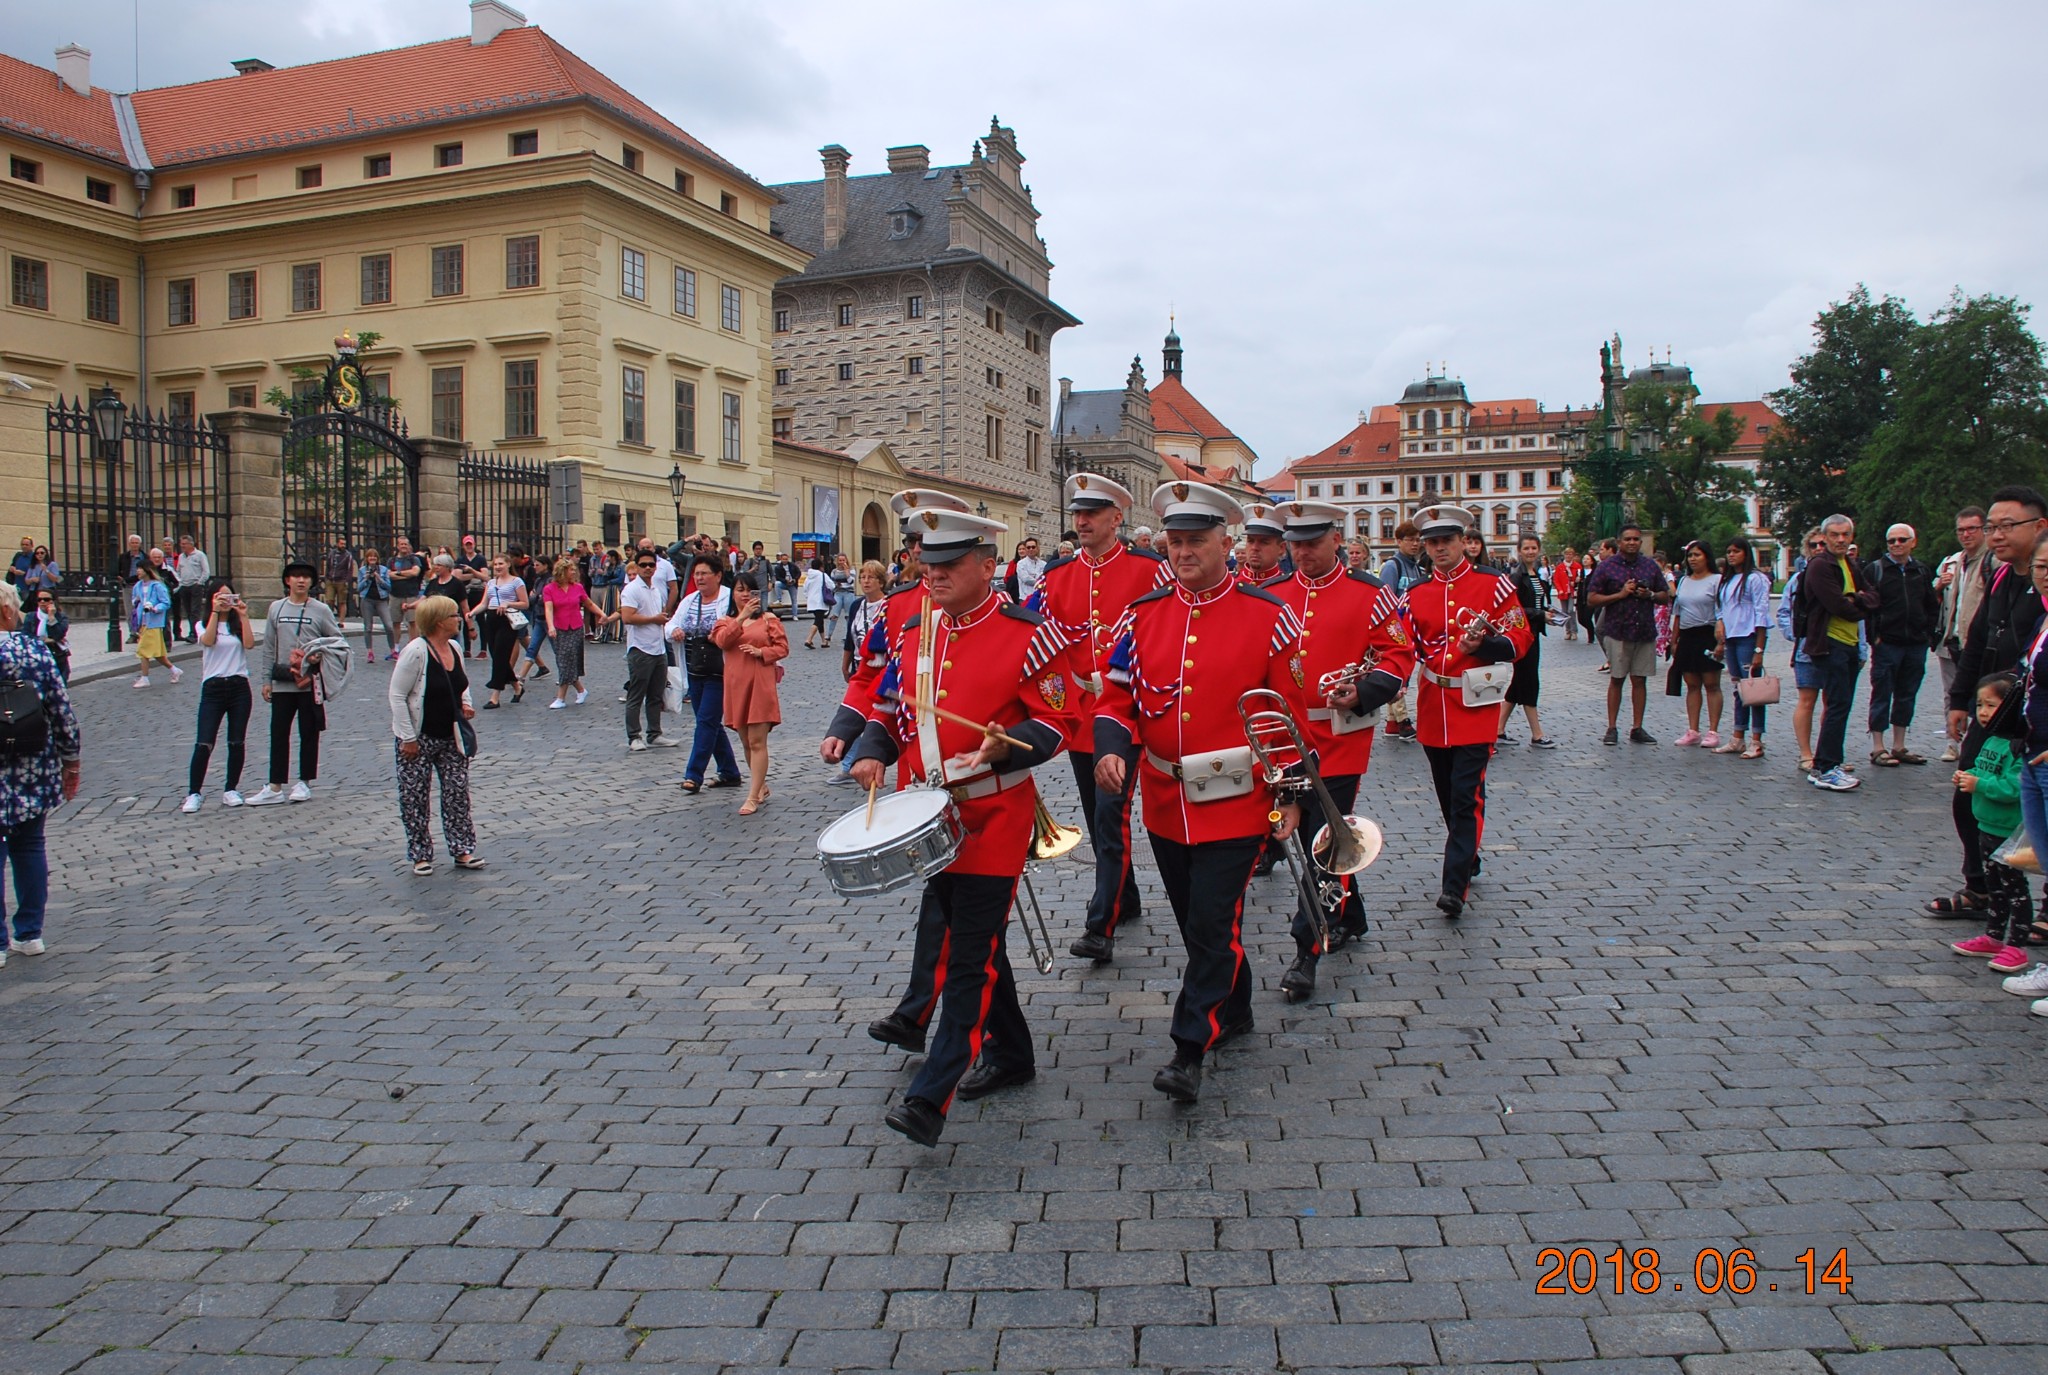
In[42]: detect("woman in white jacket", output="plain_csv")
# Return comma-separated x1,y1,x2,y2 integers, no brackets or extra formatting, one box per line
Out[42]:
389,595,484,875
800,558,831,648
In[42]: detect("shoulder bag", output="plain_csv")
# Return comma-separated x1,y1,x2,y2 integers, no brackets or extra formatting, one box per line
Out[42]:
439,647,477,757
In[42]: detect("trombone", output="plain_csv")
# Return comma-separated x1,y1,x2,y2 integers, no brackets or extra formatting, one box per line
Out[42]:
1236,688,1383,954
1014,797,1081,975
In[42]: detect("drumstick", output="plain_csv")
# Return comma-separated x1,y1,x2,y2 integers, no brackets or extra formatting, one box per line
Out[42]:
865,778,878,829
884,691,1032,751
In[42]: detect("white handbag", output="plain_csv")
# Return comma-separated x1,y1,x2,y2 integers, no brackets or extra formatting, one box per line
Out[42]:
1162,745,1257,802
1460,663,1513,707
663,665,686,714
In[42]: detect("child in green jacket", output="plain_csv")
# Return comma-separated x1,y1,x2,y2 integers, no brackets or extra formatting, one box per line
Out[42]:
1951,674,2029,971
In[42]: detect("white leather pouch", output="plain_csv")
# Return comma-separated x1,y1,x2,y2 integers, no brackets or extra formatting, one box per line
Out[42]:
1178,745,1255,801
1460,663,1513,706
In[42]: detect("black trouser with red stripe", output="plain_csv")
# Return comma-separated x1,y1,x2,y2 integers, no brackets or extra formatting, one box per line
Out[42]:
888,883,949,1030
1149,832,1261,1057
1422,743,1491,901
1075,750,1144,938
904,871,1031,1114
1289,771,1365,956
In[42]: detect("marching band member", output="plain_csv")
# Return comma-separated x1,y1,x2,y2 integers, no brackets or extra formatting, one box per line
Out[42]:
1236,503,1289,585
1264,500,1416,1002
1094,482,1304,1103
820,488,970,1055
1405,505,1532,918
1026,474,1168,963
845,511,1077,1145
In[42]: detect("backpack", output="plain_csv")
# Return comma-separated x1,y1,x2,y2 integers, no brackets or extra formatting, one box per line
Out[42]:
0,676,46,763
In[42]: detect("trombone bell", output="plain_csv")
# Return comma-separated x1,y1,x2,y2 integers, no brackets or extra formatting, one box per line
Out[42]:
1031,797,1085,861
1313,815,1384,875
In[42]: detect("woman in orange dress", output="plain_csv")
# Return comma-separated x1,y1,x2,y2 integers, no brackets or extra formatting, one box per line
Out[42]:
711,580,788,814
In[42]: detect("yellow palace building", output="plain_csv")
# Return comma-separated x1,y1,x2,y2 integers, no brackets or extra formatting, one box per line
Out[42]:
0,1,806,553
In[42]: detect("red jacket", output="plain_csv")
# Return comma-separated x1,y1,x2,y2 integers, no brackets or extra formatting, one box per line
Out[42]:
1265,565,1416,776
1405,560,1534,747
1027,543,1168,751
1094,579,1303,844
851,594,1076,877
1551,561,1577,601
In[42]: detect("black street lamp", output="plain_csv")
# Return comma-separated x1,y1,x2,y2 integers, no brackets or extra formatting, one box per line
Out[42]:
667,464,688,543
89,386,128,653
1555,340,1665,542
976,501,989,518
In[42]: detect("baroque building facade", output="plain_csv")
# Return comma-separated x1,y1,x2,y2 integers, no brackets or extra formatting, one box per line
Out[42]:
0,1,804,552
768,123,1078,542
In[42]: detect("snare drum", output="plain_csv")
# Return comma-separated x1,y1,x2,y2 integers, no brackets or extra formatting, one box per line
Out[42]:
817,787,966,896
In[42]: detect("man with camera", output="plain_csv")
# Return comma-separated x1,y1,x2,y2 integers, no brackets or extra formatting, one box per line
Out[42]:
1586,523,1672,746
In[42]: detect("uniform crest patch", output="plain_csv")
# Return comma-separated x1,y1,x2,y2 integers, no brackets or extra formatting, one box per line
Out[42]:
1038,670,1068,711
1386,619,1411,647
1288,653,1305,689
1173,483,1189,501
921,511,940,530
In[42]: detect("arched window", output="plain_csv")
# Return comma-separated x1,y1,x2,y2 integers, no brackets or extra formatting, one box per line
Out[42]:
1423,409,1439,435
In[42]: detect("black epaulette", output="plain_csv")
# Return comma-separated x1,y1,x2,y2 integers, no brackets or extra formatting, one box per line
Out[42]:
1129,585,1176,608
1130,545,1165,561
1038,553,1077,576
1348,569,1383,589
1233,583,1285,607
902,613,921,630
999,604,1044,626
887,581,925,601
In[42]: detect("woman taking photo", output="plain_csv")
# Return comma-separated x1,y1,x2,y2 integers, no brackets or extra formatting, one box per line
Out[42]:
31,589,69,682
250,558,343,805
1669,540,1727,748
389,595,483,875
1504,534,1555,748
131,558,180,688
666,552,743,794
542,556,610,709
711,578,787,814
1713,537,1773,759
182,580,255,812
477,554,529,708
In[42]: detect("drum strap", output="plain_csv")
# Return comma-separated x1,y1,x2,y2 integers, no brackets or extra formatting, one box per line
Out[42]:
914,592,944,785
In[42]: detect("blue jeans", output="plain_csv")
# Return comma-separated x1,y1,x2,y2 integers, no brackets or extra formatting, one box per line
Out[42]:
687,677,741,783
1724,634,1766,735
2,813,49,942
1867,640,1928,735
1813,647,1862,773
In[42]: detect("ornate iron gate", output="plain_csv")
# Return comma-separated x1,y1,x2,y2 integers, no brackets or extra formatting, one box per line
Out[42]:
47,399,232,593
281,397,420,563
458,449,551,555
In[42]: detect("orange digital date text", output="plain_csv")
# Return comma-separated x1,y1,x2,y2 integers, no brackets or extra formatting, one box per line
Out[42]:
1533,1246,1853,1296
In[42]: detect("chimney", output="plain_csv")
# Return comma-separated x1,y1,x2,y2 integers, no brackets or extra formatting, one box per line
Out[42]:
885,144,930,175
231,58,274,76
819,144,850,251
54,44,90,97
470,0,527,45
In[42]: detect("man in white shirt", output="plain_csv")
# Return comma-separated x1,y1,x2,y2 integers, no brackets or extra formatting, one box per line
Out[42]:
174,535,212,642
618,551,678,751
1012,537,1046,603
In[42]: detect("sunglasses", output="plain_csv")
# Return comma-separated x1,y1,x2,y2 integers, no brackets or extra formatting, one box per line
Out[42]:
1886,537,1911,544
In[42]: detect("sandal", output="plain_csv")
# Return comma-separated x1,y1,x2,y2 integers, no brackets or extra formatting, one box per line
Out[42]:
679,780,701,794
1712,740,1745,754
454,854,486,870
738,799,760,816
1741,744,1765,760
1799,756,1815,772
512,682,525,703
708,776,743,789
1927,889,1988,915
1872,749,1899,767
412,860,434,875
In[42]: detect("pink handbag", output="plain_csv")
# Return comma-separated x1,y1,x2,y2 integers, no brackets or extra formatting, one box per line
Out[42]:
1735,673,1781,706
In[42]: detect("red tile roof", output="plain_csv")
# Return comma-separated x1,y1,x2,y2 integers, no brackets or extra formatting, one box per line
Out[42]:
1700,399,1782,453
1290,419,1405,473
0,52,124,162
99,27,754,185
1149,374,1238,442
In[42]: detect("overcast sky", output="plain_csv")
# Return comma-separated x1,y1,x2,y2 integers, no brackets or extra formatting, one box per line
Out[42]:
12,1,2047,475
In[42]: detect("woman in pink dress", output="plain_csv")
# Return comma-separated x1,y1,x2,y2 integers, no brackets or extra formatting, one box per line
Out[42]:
711,580,788,814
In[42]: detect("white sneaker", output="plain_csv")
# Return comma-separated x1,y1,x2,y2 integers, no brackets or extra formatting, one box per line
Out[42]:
2034,996,2048,1019
1941,744,1959,762
575,689,589,705
246,785,287,806
629,737,648,752
289,781,313,803
169,666,183,683
13,938,45,956
181,793,202,814
2002,964,2048,996
548,699,566,710
648,735,679,748
221,790,245,808
132,676,150,689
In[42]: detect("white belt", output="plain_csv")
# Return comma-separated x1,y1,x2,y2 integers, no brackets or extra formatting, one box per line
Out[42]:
947,770,1028,802
1422,669,1461,689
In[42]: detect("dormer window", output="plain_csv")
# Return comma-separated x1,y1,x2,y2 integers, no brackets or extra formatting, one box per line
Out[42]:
887,204,922,240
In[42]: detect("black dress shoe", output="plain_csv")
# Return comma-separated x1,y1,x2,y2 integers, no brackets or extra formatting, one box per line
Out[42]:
867,1013,926,1053
885,1097,945,1146
1070,932,1114,962
1436,891,1465,919
1252,850,1278,877
1213,1015,1255,1046
1326,920,1368,952
955,1060,1035,1101
1280,954,1317,1003
1152,1053,1202,1103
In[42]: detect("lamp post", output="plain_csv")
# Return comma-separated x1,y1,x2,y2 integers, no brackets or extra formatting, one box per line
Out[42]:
1556,339,1662,542
90,386,128,653
976,501,989,518
667,464,688,543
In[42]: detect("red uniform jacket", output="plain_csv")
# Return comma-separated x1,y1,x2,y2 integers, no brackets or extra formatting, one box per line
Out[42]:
1235,561,1283,587
1405,560,1534,747
1266,566,1417,777
827,579,929,748
1027,543,1168,752
850,595,1075,878
1094,579,1304,844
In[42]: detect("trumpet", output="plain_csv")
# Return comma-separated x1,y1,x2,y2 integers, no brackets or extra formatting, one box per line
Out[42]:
1316,647,1382,701
1237,688,1384,955
1013,796,1081,975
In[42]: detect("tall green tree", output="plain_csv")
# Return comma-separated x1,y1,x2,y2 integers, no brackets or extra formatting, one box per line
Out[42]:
1759,285,1919,542
1853,292,2048,557
1618,378,1752,555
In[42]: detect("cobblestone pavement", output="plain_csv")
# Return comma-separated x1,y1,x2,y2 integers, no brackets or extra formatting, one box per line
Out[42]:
3,628,2043,1375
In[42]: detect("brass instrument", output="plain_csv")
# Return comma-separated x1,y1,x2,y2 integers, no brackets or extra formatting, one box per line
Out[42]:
1236,688,1384,954
1316,646,1382,701
1013,797,1081,975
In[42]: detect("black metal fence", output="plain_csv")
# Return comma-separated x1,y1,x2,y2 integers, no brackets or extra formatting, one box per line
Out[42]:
459,449,551,555
46,399,232,593
280,396,420,565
